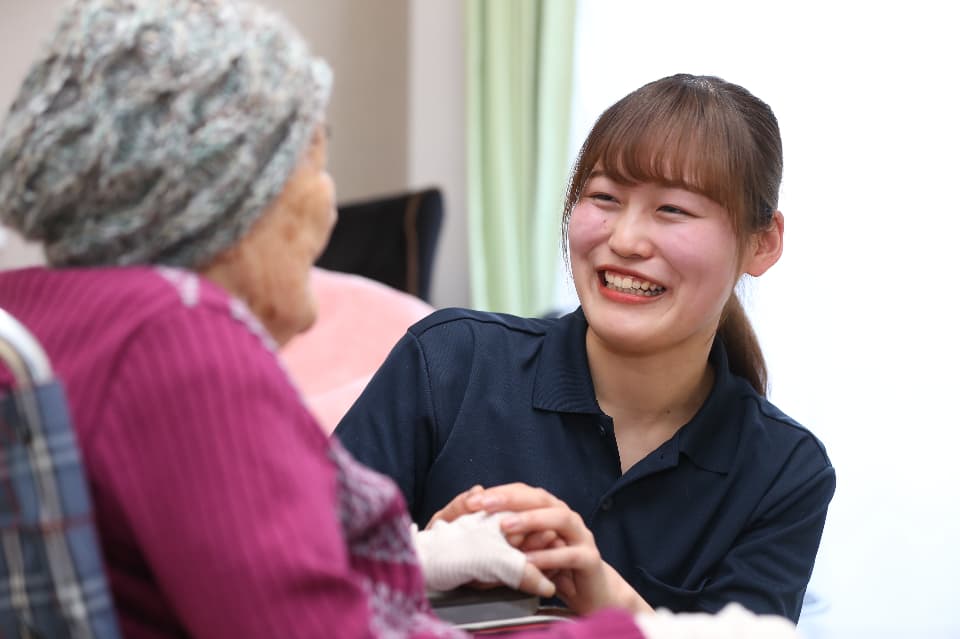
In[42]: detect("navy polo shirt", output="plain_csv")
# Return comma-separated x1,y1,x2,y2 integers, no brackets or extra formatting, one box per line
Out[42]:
335,308,835,622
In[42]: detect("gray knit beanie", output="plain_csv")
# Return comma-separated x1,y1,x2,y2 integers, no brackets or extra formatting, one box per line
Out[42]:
0,0,332,268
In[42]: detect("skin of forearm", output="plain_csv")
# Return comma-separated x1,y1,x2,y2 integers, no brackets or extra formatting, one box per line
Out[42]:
605,562,654,615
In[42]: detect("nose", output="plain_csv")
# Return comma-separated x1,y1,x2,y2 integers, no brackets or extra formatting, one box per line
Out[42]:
607,208,655,259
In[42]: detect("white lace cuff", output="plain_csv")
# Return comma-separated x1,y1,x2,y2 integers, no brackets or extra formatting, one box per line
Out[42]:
635,603,802,639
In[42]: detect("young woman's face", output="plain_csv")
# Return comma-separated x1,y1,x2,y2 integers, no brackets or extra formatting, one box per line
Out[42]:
568,170,743,355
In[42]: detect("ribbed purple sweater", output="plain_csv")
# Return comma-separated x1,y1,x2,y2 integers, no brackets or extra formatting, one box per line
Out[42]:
0,266,642,639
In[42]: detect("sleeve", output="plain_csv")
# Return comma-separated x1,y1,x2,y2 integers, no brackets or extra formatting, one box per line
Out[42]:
334,330,440,523
697,437,836,622
87,306,385,639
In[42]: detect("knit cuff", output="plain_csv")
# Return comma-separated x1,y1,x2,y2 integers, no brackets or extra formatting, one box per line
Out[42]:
412,511,526,592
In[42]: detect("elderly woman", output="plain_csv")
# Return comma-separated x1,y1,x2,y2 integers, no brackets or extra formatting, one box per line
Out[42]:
0,1,800,638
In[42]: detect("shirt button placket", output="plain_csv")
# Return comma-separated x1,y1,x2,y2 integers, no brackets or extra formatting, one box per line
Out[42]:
597,415,612,437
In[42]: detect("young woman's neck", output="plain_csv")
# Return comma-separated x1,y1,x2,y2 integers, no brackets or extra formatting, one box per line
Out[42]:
585,328,716,469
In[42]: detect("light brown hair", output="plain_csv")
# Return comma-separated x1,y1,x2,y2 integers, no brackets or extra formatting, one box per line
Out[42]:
562,74,783,394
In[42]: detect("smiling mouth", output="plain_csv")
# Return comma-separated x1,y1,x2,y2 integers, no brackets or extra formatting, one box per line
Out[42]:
600,271,666,297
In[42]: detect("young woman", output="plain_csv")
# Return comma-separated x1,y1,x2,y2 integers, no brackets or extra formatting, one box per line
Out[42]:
335,74,836,623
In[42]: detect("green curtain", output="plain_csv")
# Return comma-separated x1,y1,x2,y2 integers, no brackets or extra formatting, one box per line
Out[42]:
466,0,577,316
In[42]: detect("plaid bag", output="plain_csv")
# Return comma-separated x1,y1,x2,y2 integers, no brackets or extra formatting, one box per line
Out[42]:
0,308,121,638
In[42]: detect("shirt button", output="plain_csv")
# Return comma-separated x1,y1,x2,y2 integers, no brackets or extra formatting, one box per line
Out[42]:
600,498,613,511
597,424,606,436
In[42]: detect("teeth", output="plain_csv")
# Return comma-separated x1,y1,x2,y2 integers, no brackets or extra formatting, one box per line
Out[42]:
602,271,664,297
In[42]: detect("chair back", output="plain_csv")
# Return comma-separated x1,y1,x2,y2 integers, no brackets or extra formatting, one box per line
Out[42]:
0,307,121,638
317,187,444,302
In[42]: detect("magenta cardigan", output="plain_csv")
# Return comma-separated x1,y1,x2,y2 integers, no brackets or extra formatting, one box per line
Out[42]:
0,266,642,639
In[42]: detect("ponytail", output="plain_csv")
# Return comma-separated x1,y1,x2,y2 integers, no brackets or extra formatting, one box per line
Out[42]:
718,293,767,395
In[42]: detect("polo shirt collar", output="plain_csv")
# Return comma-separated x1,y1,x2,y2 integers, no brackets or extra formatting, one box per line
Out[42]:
531,307,742,474
676,338,742,474
531,308,602,414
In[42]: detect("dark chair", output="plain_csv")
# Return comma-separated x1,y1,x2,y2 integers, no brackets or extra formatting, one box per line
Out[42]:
0,308,122,638
317,187,444,303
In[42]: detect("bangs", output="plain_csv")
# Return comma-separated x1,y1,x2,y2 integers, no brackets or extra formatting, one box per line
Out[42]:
576,81,754,223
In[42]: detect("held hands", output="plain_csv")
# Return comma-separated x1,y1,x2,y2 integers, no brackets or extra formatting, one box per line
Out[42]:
430,483,653,616
426,487,801,637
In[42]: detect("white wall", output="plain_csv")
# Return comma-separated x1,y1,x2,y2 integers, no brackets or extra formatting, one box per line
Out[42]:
0,0,470,308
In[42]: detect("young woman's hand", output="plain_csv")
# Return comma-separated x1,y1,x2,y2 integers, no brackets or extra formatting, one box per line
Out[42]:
435,482,654,616
427,484,486,528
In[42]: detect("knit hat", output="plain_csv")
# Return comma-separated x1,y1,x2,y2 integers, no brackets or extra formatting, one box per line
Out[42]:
0,0,332,269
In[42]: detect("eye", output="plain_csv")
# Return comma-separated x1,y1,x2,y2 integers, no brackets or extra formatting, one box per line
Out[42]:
587,192,619,204
659,204,693,216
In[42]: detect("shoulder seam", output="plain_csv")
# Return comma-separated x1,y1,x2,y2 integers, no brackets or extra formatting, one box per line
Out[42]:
746,394,832,466
409,308,549,339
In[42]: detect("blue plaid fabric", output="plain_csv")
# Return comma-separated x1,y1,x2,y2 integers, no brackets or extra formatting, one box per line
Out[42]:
1,321,121,637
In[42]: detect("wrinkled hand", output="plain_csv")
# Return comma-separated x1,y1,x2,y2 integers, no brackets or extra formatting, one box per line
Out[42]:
412,510,555,598
434,482,652,616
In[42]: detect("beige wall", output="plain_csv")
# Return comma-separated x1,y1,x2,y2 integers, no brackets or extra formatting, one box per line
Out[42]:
0,0,62,269
408,0,468,309
0,0,469,307
265,0,411,202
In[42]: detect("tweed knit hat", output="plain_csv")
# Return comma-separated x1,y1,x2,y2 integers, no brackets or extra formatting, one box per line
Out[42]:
0,0,332,268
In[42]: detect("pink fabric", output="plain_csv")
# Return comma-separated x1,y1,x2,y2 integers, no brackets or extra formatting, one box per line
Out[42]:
0,266,643,639
281,268,433,431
